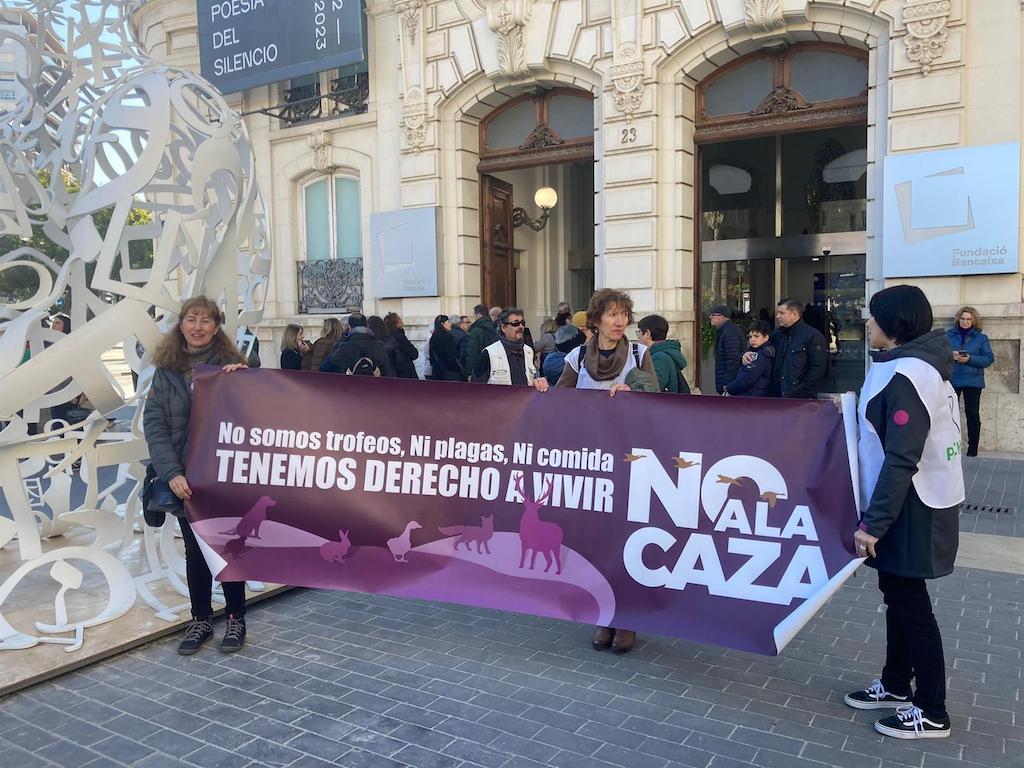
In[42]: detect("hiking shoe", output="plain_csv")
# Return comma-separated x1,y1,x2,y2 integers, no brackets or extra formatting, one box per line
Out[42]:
844,679,910,710
177,619,213,655
219,615,246,653
874,705,951,739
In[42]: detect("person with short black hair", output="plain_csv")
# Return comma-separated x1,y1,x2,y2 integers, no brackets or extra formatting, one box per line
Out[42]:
464,303,499,376
844,284,963,740
637,314,688,393
722,320,773,397
708,304,743,394
768,299,827,398
320,313,394,376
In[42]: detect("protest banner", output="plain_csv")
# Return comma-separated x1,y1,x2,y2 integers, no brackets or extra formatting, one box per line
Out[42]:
184,367,862,655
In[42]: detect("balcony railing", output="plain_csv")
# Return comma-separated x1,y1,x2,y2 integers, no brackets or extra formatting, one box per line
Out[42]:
263,71,370,126
297,258,363,314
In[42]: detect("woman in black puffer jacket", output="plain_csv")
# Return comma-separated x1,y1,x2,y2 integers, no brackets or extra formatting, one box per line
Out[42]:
144,296,249,656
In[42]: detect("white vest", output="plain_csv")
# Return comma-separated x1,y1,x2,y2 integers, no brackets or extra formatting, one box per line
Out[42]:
484,340,536,385
858,356,965,512
565,343,647,390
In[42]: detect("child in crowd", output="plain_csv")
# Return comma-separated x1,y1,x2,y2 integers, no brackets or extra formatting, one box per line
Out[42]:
721,320,773,397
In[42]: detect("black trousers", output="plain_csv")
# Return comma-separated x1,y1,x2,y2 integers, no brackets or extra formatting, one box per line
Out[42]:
954,386,982,456
179,516,246,620
878,572,947,721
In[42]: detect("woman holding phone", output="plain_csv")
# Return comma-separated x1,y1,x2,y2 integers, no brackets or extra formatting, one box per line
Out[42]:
945,307,994,457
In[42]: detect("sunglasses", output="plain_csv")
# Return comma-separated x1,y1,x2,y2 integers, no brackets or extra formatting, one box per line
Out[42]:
503,320,525,327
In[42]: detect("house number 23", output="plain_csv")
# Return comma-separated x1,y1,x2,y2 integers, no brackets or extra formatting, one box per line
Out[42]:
620,127,637,144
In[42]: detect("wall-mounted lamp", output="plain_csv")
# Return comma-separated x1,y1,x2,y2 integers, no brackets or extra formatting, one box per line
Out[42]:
512,186,558,231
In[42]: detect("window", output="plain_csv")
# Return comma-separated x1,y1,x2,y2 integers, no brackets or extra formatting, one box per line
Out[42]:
279,60,369,126
299,175,363,313
478,87,594,173
696,44,868,143
303,175,361,261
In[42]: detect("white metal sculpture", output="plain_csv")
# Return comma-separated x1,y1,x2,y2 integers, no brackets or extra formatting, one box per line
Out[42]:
0,0,270,655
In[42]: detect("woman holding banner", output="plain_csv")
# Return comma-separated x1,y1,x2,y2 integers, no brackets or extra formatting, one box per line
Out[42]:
144,296,250,655
846,284,963,740
556,288,658,654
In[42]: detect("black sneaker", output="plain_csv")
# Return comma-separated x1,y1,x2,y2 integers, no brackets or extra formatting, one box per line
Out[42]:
219,615,246,653
177,619,213,655
844,679,911,710
875,705,951,739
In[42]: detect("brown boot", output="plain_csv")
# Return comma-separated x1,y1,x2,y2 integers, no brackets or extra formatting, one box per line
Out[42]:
612,629,636,654
592,626,614,650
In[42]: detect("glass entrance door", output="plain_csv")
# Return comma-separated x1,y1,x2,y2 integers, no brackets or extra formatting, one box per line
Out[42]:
699,253,866,394
780,254,866,393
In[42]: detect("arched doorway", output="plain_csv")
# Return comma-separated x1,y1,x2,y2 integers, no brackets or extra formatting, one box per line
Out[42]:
695,43,869,394
477,87,595,318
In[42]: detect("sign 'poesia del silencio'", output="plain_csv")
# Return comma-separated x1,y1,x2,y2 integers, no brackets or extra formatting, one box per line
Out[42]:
197,0,365,94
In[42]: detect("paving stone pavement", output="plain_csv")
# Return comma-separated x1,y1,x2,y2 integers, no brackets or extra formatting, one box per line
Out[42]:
1,564,1021,768
960,458,1024,538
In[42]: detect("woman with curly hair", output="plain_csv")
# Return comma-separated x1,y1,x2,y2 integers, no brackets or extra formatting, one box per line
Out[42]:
145,296,249,655
556,288,658,654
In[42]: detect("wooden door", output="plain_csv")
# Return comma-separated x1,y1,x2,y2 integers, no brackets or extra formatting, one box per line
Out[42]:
480,174,515,308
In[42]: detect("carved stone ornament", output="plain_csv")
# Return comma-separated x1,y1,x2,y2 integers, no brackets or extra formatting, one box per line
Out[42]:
611,43,644,118
393,0,424,38
744,0,785,35
486,0,533,78
401,86,427,150
903,0,950,75
519,124,562,150
753,85,810,115
309,130,333,171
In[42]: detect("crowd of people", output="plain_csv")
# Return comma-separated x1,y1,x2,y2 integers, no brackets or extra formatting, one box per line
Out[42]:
140,285,988,740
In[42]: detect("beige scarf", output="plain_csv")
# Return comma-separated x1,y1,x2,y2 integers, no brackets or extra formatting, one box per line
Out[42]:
584,335,629,381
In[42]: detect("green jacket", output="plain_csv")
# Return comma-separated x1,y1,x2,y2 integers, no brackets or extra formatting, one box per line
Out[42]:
464,316,498,376
648,339,688,393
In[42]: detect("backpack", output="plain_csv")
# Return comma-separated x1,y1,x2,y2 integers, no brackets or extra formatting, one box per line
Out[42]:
346,355,381,377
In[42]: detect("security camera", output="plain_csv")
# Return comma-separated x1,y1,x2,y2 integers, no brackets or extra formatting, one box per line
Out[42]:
822,247,831,257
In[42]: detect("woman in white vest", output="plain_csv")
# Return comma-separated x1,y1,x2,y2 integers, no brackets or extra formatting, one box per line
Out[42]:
556,288,659,654
845,285,964,740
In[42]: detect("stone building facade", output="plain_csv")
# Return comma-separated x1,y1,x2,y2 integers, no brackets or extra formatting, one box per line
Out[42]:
132,0,1024,452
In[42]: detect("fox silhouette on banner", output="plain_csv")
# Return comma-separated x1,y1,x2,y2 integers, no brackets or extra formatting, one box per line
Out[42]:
185,368,863,655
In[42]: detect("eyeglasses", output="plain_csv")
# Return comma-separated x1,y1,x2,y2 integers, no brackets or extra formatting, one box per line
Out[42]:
503,320,525,327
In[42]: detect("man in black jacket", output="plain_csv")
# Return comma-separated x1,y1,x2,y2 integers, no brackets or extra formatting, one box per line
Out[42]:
709,305,743,394
768,299,827,398
320,313,394,376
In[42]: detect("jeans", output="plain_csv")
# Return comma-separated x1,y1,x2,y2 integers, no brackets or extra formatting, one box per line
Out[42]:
954,386,981,456
878,572,947,721
179,516,246,619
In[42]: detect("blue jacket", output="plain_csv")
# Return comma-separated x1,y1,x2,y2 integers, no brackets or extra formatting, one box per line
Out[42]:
722,344,774,397
946,326,994,389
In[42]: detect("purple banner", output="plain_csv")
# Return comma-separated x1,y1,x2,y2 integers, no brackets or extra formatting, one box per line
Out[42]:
185,367,861,655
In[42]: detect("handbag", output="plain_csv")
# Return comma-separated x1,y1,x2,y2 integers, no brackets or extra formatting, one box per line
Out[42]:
141,463,182,527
